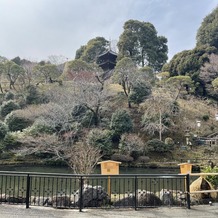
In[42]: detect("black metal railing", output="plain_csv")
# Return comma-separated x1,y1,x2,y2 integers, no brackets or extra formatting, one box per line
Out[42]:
0,171,190,210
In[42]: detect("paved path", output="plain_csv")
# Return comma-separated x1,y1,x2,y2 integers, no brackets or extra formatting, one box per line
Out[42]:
0,204,218,218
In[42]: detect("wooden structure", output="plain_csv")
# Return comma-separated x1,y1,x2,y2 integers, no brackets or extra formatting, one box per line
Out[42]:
97,160,121,175
98,160,121,196
97,50,117,72
178,162,193,174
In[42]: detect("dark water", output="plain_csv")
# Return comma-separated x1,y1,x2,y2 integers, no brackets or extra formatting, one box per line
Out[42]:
0,165,179,175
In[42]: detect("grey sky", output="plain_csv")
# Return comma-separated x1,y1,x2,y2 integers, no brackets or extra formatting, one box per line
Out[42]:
0,0,218,62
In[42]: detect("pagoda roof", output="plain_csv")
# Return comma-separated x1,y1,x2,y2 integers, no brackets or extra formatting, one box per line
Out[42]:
98,49,118,58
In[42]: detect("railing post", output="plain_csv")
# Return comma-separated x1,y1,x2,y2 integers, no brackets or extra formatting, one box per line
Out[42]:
79,176,84,212
134,176,137,210
186,174,191,209
26,174,30,209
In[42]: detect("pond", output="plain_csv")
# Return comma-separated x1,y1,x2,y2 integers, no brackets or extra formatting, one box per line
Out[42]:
0,165,180,175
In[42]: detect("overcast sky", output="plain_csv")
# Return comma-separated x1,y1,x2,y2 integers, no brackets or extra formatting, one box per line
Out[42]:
0,0,218,62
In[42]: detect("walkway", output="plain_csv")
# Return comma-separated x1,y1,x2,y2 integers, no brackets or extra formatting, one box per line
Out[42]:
0,204,218,218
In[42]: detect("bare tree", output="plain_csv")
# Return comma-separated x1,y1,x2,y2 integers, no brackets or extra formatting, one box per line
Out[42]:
15,134,101,174
141,88,179,141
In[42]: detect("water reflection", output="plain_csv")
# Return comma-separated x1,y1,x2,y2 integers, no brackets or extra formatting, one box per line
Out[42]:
0,165,179,175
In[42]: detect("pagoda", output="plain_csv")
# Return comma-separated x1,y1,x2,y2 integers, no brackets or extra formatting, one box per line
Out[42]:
97,50,117,72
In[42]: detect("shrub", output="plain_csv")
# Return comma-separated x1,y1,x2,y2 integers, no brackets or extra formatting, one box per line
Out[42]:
24,120,55,136
72,104,95,127
87,129,112,155
146,139,171,153
0,121,8,139
129,80,151,105
202,114,209,121
164,137,174,147
0,152,13,159
111,153,134,163
25,85,47,105
118,133,145,158
110,109,133,136
0,100,20,117
202,166,218,188
138,156,150,163
4,92,14,101
5,112,32,132
2,132,21,151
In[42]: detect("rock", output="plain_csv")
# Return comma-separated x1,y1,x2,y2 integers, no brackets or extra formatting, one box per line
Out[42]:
74,184,109,207
52,196,71,208
31,196,52,206
0,194,8,202
160,189,174,205
137,190,162,206
114,189,162,207
6,196,26,203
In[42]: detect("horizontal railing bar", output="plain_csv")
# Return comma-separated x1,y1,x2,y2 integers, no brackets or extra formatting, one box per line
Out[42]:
190,173,218,176
0,171,186,178
190,190,218,194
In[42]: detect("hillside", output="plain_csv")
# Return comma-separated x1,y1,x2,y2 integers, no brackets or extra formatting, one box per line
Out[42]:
0,80,217,170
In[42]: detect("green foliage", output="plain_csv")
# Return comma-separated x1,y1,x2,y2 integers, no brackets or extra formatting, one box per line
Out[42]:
0,60,25,89
72,104,98,128
25,85,45,105
129,80,151,105
202,114,209,121
0,100,20,117
4,92,14,100
87,129,112,155
164,46,215,77
110,109,133,136
5,112,32,132
202,166,218,188
117,19,168,71
196,7,218,49
0,121,8,139
212,78,218,89
113,57,137,107
163,44,218,98
2,132,21,151
0,152,14,159
24,120,55,136
146,139,171,153
34,63,60,83
75,37,109,63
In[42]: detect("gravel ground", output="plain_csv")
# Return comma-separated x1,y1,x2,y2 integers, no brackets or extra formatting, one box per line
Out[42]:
0,204,218,218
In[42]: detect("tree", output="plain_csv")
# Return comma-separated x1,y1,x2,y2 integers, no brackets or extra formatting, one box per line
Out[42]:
129,80,151,105
117,19,168,71
166,75,193,101
75,37,109,63
0,100,20,117
0,60,25,90
86,128,112,155
196,7,218,49
199,53,218,99
113,57,137,108
118,133,144,157
163,45,217,96
0,121,8,140
33,63,60,83
113,57,151,107
110,109,133,137
141,88,179,141
14,134,101,174
21,60,37,86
